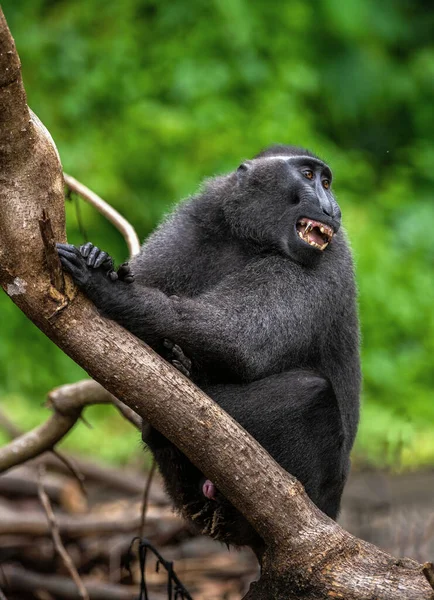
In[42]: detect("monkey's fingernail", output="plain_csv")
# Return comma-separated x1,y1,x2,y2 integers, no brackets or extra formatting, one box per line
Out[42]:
163,339,173,349
108,271,118,281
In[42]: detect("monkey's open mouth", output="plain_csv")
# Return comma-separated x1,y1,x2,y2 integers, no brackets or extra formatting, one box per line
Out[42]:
296,218,334,250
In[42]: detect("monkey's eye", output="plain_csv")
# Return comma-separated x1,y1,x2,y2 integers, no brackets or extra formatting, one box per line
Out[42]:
303,170,314,180
322,179,330,190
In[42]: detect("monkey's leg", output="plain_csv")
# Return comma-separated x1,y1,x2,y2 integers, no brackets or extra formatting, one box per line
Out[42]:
203,369,346,520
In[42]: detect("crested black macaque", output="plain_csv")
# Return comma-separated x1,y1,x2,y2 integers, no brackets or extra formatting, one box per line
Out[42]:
57,145,361,549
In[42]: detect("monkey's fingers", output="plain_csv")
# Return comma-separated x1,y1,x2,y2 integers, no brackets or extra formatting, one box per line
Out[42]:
172,344,192,372
117,262,135,283
79,242,94,258
57,243,90,286
172,360,190,377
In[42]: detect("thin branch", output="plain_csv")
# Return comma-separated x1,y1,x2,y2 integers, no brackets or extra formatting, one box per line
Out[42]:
0,407,82,472
38,465,90,600
140,458,157,539
48,379,142,430
64,173,141,257
51,449,87,499
0,379,141,473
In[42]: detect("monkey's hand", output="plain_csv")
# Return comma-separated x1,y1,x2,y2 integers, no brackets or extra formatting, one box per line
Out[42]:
57,242,134,289
78,242,135,283
163,339,192,378
57,242,117,290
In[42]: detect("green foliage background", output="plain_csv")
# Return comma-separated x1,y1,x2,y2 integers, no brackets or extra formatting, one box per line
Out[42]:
1,0,433,468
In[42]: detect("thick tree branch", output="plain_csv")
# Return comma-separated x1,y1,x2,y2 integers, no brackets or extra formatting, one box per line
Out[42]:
0,10,432,599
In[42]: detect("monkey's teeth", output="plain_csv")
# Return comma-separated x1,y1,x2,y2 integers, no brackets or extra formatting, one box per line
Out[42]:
304,222,313,235
320,242,329,250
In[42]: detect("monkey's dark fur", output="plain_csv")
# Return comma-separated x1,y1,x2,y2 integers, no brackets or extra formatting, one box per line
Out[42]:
58,145,361,549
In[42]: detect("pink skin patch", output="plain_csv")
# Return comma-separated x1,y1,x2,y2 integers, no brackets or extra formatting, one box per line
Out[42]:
202,479,216,500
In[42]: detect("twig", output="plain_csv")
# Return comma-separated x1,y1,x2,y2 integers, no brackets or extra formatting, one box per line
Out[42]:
51,448,87,500
37,465,90,600
422,562,434,590
64,173,140,257
140,459,157,539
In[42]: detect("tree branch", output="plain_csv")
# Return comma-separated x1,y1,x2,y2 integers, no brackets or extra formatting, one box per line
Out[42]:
0,9,432,599
0,380,141,473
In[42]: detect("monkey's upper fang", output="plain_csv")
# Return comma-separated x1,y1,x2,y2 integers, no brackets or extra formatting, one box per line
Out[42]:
296,218,334,250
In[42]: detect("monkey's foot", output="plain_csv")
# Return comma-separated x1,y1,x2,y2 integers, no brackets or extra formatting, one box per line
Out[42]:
163,339,192,378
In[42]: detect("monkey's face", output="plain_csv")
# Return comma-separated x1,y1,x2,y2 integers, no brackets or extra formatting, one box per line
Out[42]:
224,154,342,265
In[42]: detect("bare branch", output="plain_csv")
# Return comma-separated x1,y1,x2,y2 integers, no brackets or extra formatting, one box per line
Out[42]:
38,466,90,600
0,565,140,600
64,173,141,257
0,407,82,473
140,458,157,538
0,379,141,473
0,502,180,537
48,379,142,430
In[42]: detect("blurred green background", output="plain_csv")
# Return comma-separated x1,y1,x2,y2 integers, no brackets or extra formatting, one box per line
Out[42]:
1,0,433,469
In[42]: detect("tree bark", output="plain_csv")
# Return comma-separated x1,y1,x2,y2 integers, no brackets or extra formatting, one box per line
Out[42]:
0,9,432,599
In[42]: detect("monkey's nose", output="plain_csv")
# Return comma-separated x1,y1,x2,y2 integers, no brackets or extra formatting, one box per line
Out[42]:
318,193,334,217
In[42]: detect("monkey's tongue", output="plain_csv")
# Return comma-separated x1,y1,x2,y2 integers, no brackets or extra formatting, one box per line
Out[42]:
306,229,325,246
202,479,217,500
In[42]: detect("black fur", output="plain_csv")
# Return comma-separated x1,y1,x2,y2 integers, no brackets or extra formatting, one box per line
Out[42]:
57,145,361,548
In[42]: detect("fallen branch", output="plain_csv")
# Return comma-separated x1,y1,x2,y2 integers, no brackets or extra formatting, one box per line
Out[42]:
0,564,142,600
0,503,180,537
0,465,87,512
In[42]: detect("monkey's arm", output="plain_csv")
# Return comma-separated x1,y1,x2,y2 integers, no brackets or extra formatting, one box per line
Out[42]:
57,243,315,380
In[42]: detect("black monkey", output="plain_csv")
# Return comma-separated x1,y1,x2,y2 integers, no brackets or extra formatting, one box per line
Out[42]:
57,144,361,549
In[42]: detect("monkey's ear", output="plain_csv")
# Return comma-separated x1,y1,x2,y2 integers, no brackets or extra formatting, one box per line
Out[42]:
236,160,253,182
